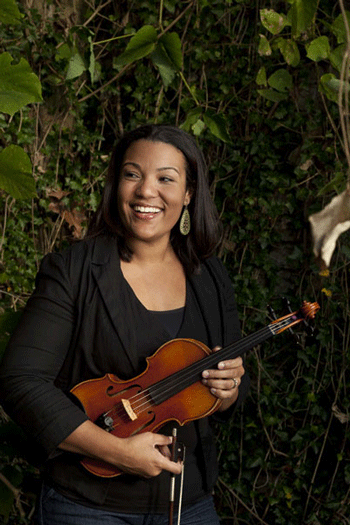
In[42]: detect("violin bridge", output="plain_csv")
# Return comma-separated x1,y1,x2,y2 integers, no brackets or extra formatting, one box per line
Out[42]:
121,398,137,421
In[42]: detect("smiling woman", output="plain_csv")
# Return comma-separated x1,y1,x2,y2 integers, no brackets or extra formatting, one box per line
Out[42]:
88,125,221,275
0,124,250,525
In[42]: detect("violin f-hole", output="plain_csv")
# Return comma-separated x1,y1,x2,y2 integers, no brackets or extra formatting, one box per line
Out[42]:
106,384,141,397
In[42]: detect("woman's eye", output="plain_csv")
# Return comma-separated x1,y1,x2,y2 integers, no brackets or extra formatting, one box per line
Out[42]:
159,176,173,183
123,171,139,179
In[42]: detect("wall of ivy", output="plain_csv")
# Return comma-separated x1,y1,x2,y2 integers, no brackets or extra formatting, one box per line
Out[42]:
1,0,350,523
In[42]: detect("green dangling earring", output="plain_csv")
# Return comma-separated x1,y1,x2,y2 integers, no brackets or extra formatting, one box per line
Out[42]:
179,205,191,235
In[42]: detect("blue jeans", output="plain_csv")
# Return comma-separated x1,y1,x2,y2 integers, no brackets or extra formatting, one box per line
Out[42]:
35,483,221,525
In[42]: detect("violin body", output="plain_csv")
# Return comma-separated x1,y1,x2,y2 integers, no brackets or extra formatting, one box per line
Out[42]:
71,338,221,478
71,300,320,478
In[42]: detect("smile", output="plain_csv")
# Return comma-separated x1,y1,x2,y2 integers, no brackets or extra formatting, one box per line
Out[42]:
132,205,162,213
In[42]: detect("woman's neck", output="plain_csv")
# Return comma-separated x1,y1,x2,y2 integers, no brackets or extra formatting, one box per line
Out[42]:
125,237,176,266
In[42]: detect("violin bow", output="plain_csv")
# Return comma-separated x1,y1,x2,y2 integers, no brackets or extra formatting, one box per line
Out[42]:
168,427,186,525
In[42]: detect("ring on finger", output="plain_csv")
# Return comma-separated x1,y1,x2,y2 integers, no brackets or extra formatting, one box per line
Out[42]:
233,378,239,389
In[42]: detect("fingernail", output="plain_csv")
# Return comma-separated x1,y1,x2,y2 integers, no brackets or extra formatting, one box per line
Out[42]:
211,388,216,394
218,362,225,369
203,370,209,378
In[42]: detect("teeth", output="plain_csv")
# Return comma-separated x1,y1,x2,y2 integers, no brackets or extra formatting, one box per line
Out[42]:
133,206,161,213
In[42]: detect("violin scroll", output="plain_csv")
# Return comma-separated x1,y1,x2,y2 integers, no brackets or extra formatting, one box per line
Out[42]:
300,301,320,320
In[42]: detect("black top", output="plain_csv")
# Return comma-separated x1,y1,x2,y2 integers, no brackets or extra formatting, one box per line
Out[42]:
0,236,249,513
149,307,184,339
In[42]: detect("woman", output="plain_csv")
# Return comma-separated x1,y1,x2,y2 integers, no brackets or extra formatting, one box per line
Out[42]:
0,125,249,524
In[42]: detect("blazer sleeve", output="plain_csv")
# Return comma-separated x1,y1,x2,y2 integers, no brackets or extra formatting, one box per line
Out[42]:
0,252,88,458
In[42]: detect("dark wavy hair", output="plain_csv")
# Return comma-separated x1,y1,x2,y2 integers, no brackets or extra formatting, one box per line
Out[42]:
87,124,221,274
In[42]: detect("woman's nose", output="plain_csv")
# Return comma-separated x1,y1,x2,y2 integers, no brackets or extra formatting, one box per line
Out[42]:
135,176,157,197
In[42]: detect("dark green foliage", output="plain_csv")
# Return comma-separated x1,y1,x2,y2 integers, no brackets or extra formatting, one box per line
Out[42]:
1,0,350,523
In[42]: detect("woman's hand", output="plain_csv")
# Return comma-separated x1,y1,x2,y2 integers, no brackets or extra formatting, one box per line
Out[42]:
114,432,182,478
202,346,245,411
59,421,182,478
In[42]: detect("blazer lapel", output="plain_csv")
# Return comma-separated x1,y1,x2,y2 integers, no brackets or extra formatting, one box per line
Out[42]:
90,236,139,375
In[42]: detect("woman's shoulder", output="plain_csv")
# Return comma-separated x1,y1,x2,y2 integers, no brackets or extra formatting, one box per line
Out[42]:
39,235,118,278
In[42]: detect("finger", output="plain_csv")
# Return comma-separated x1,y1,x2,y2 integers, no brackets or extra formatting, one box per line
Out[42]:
204,377,241,391
157,445,172,458
152,433,174,447
217,357,243,370
159,450,183,475
210,386,239,400
203,368,243,379
202,366,244,381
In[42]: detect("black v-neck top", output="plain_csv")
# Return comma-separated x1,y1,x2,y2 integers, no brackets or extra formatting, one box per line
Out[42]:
149,307,184,339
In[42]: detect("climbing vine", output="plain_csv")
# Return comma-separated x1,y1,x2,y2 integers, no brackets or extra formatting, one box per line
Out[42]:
0,0,350,523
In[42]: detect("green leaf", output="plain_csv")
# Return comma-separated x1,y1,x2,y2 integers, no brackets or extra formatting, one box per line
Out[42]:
258,88,288,102
0,53,43,116
260,9,290,35
288,0,318,38
306,36,330,62
0,145,36,199
181,107,202,132
55,43,73,61
256,66,267,86
66,52,86,80
151,46,176,88
115,25,157,67
331,12,350,44
151,33,182,88
203,112,231,143
268,69,292,92
319,73,349,103
0,0,22,25
258,34,272,56
159,32,182,71
330,44,346,73
192,119,205,137
276,38,300,67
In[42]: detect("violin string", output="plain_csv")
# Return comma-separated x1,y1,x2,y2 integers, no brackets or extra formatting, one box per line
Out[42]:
102,315,298,426
104,316,297,431
129,323,283,412
128,315,299,414
103,316,297,426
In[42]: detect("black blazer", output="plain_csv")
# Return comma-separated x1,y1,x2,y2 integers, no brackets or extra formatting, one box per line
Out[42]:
0,235,249,500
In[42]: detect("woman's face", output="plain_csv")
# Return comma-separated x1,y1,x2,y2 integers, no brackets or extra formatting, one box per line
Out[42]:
117,139,191,246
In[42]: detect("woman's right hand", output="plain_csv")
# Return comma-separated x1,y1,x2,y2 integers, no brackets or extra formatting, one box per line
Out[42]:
59,420,182,478
114,432,182,478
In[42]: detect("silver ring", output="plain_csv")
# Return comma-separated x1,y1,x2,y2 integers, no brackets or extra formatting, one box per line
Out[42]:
233,378,239,389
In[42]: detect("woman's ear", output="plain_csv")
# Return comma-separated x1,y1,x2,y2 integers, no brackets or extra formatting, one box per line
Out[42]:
184,189,192,207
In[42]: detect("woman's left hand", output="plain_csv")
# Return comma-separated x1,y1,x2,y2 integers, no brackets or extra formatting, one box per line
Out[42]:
202,346,245,411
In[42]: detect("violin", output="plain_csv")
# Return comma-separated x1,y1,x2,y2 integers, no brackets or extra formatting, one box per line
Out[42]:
71,300,319,478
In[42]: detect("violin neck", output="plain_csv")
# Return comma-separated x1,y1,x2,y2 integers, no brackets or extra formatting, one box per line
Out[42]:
197,309,302,371
149,312,301,405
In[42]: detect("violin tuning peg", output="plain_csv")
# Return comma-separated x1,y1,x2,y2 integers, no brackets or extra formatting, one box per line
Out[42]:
280,297,300,339
267,305,277,320
282,297,293,314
